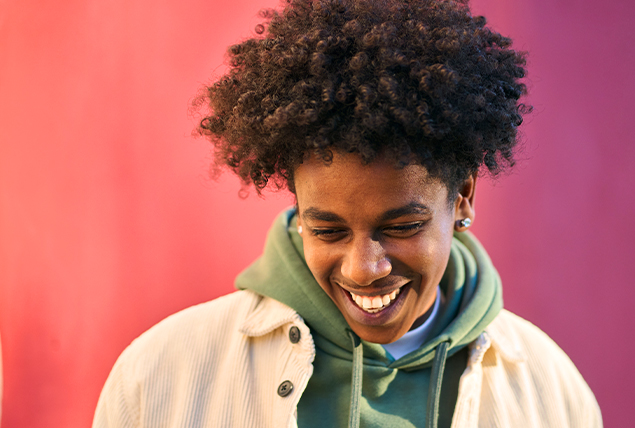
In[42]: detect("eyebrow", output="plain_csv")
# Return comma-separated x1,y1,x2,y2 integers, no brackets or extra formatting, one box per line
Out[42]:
377,202,431,222
301,202,430,224
301,207,345,223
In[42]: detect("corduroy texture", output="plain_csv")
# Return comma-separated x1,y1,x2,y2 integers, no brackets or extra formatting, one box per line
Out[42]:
93,293,601,427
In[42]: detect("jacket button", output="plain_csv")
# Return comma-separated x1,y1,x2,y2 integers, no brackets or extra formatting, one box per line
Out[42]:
289,326,301,343
277,380,294,397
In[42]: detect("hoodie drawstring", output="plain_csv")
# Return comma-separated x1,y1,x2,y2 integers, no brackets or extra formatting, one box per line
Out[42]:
347,330,363,428
425,340,450,428
347,332,450,428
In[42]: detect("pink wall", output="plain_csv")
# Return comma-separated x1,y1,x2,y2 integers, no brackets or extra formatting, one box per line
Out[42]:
0,0,633,426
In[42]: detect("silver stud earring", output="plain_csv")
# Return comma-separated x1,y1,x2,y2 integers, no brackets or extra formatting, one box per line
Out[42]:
457,218,472,228
298,226,303,234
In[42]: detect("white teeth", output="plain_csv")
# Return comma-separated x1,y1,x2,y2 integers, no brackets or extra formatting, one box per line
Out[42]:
349,288,401,313
354,295,364,307
362,296,372,309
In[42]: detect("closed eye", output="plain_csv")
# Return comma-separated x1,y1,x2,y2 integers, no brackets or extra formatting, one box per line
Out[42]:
382,222,425,238
310,228,347,241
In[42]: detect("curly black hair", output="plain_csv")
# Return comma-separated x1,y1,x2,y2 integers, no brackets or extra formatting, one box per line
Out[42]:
196,0,529,195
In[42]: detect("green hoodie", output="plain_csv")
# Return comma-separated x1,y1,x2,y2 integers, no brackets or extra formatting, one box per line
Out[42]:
236,208,502,428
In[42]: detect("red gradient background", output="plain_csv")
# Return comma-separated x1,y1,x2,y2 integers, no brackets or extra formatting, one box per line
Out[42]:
1,0,634,426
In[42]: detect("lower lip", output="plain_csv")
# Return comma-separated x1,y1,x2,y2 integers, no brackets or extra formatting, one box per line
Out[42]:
338,284,410,326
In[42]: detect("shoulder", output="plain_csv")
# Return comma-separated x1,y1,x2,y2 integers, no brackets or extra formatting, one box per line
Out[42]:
116,290,272,373
482,310,602,427
104,289,312,382
487,309,586,377
487,310,591,390
94,290,297,427
487,309,568,359
128,290,262,351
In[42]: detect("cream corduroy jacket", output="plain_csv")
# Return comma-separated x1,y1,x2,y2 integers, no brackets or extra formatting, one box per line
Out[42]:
93,290,602,428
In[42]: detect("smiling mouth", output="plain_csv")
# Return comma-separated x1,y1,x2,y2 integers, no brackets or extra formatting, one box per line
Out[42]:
348,289,401,314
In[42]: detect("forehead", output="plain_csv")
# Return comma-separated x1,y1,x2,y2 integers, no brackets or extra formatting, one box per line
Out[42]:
293,152,449,214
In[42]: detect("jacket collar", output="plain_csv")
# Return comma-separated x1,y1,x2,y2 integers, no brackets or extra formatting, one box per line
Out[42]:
239,294,301,337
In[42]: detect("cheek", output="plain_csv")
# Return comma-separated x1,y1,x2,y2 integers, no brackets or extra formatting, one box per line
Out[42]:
398,233,453,278
303,241,336,281
427,236,454,278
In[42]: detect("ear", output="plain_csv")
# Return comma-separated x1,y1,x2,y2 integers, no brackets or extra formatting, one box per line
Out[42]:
295,204,303,235
453,172,477,232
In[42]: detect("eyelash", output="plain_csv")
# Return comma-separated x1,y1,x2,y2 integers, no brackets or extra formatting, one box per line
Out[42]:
309,222,425,239
310,228,342,237
384,223,424,234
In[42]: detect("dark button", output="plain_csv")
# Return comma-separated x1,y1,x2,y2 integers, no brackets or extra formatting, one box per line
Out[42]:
289,326,301,344
277,380,294,397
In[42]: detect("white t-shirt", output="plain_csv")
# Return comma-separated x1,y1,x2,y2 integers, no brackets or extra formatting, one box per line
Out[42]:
381,286,441,360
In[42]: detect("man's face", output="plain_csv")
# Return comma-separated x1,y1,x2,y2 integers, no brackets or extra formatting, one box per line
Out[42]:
294,151,472,344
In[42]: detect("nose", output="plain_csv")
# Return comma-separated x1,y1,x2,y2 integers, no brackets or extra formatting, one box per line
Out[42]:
340,236,392,286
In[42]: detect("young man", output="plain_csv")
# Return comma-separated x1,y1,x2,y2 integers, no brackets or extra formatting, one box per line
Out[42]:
94,1,602,427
